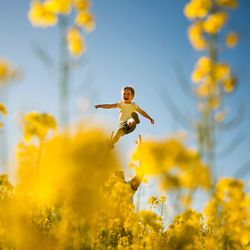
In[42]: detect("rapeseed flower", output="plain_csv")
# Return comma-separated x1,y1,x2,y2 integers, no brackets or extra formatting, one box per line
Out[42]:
43,0,72,14
203,12,228,34
222,76,236,92
0,60,9,81
72,0,90,11
67,27,84,56
0,103,7,128
28,0,94,57
191,56,213,83
188,21,207,50
226,31,238,48
184,0,212,20
214,62,230,82
22,112,57,142
131,137,211,192
28,1,57,27
204,178,250,249
75,11,95,31
0,59,19,83
0,103,7,115
216,0,238,9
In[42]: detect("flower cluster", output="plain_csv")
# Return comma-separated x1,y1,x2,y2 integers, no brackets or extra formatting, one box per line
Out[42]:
131,137,211,191
184,0,238,111
204,178,250,248
28,0,95,56
184,0,238,49
0,120,249,249
22,112,57,142
0,59,19,83
0,103,7,128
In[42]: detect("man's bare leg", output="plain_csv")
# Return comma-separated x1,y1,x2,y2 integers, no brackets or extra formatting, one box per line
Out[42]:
112,128,125,144
109,120,136,148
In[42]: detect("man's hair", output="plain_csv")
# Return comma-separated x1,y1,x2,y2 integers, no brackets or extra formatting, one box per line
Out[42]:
122,86,135,97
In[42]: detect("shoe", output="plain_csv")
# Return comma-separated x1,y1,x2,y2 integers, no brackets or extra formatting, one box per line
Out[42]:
131,112,140,124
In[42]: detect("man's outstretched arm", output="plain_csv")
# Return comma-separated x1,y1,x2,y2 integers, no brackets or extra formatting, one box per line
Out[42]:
95,103,118,109
136,107,154,124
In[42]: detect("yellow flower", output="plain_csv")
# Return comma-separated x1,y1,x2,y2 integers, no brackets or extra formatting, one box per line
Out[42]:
196,80,213,97
0,60,9,81
184,0,212,20
159,195,167,204
0,103,7,128
131,137,211,191
225,31,238,48
44,0,72,15
23,111,57,141
67,27,84,56
28,1,58,27
188,21,207,50
0,103,7,115
72,0,90,11
216,0,238,9
222,76,236,93
191,56,213,83
241,233,250,245
181,194,192,208
75,11,95,32
215,63,230,81
0,59,19,82
197,56,213,73
191,68,204,83
204,12,228,34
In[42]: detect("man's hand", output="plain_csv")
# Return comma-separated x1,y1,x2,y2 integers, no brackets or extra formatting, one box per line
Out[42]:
150,118,155,124
95,105,100,109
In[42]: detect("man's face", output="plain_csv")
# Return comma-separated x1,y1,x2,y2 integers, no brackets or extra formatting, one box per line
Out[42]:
122,89,133,103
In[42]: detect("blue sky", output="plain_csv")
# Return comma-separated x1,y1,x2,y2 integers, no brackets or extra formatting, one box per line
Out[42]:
1,0,250,203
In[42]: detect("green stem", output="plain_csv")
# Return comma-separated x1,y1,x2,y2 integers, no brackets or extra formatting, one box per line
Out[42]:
58,16,70,127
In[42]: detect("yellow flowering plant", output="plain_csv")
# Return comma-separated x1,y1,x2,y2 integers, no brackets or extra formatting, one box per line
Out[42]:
28,0,95,57
27,0,95,125
184,0,240,183
204,178,250,249
0,103,7,128
1,121,249,249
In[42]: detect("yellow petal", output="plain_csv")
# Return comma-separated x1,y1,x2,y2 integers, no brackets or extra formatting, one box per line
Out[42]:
226,31,238,48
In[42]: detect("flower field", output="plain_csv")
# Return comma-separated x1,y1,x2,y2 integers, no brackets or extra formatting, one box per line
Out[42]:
0,0,249,249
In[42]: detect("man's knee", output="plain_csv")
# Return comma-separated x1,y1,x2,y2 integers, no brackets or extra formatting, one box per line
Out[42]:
127,118,135,128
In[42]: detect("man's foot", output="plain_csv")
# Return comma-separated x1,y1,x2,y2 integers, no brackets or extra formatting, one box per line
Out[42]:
131,112,140,124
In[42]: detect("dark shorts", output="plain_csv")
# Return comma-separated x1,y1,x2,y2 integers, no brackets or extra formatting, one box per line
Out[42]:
119,121,136,135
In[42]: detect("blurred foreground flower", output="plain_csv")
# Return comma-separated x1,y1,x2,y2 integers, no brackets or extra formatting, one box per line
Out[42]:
0,103,7,128
22,112,57,142
131,137,211,191
0,103,7,116
204,178,250,249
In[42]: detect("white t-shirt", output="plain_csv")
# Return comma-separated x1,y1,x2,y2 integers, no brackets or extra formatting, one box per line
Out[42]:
117,102,138,124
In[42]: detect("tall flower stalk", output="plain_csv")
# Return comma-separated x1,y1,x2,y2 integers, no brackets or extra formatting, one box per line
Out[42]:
28,0,95,126
184,0,239,184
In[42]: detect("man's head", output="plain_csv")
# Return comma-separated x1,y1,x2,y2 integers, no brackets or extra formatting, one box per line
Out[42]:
121,86,135,104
